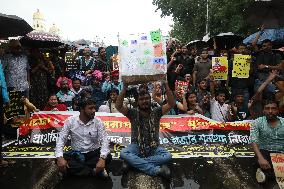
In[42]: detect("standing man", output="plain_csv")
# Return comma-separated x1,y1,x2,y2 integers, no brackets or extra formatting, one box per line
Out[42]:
115,81,175,178
255,39,282,93
55,98,111,177
2,40,29,97
192,49,212,86
250,99,284,183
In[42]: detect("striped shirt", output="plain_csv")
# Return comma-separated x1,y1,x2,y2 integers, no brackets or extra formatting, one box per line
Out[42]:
250,116,284,153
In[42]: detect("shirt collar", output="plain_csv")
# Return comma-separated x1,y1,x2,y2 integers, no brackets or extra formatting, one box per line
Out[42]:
76,116,96,126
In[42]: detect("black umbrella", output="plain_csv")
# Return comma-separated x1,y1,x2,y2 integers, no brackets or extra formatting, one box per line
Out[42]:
186,40,208,50
20,30,63,48
207,32,244,49
0,13,33,38
246,0,284,28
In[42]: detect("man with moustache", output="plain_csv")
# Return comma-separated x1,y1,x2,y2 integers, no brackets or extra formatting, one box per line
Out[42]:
115,81,175,179
250,99,284,183
55,98,111,177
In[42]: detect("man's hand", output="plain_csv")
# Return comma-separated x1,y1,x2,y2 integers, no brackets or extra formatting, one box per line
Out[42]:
258,64,267,70
57,157,68,173
258,157,271,170
175,64,183,73
95,158,106,174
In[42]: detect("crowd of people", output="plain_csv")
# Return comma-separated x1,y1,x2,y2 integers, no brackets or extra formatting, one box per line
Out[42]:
0,27,284,184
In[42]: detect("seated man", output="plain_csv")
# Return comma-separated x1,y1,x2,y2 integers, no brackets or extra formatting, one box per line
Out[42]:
115,80,175,179
250,99,284,183
55,98,112,177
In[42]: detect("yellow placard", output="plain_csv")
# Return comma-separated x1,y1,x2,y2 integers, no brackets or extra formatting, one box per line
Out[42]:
212,57,228,80
232,55,251,78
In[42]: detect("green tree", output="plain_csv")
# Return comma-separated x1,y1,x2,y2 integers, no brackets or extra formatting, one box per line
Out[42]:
153,0,256,43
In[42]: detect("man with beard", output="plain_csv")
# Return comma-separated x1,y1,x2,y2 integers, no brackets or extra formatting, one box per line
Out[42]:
250,99,284,183
55,98,111,177
56,78,75,111
255,39,282,93
115,81,175,179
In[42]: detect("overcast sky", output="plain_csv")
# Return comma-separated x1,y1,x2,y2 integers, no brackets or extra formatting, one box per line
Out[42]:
0,0,173,45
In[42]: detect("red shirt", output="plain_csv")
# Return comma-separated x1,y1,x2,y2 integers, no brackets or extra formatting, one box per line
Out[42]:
43,104,67,111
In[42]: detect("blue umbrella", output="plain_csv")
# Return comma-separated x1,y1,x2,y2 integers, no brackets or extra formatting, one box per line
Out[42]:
243,29,284,45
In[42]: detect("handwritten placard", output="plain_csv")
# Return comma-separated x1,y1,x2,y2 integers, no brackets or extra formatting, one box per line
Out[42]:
212,57,228,80
118,29,167,80
232,55,251,78
65,52,77,71
4,91,25,118
271,153,284,188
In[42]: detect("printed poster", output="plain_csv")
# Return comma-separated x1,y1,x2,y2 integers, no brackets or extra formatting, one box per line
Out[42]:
212,57,228,80
175,80,189,96
232,55,251,78
118,29,167,77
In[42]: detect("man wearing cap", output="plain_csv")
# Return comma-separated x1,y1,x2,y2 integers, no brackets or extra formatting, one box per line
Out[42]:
2,40,29,97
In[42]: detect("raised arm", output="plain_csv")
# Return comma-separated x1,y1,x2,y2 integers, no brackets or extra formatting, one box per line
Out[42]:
115,83,129,116
253,71,277,99
162,81,175,115
252,25,264,49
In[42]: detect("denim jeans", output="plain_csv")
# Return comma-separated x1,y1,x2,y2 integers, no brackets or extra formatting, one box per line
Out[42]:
120,144,172,176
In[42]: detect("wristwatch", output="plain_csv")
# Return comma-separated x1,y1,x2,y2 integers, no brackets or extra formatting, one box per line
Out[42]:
100,155,107,160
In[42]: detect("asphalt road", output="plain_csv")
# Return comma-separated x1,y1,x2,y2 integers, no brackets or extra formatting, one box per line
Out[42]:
0,158,280,189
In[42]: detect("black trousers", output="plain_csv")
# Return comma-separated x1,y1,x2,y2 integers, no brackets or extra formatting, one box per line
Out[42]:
63,148,112,177
254,149,279,179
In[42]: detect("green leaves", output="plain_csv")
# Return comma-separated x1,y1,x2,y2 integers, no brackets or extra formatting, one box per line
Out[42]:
153,0,255,43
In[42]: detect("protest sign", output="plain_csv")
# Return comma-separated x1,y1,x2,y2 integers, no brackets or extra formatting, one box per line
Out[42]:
212,57,228,80
232,55,251,78
175,80,189,96
118,29,167,84
2,112,254,159
4,91,25,119
65,52,77,70
271,153,284,189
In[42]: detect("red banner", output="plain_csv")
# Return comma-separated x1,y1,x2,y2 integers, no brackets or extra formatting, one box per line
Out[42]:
19,112,252,136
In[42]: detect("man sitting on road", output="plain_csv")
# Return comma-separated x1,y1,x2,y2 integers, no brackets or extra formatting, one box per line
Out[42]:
115,80,175,179
55,98,111,177
250,99,284,183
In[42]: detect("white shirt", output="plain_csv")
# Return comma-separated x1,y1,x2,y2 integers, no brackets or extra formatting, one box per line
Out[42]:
210,98,229,122
55,115,110,158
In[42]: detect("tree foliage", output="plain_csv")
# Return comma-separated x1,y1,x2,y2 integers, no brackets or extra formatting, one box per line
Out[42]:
153,0,256,43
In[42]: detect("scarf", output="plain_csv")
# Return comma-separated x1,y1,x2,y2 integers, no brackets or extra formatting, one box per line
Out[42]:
136,108,157,157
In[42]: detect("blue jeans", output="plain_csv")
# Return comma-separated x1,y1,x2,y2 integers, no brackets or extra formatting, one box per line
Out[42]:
120,144,172,176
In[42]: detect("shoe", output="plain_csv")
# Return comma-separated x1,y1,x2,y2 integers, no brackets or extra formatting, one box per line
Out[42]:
256,168,266,183
122,161,130,173
93,168,109,178
157,165,171,179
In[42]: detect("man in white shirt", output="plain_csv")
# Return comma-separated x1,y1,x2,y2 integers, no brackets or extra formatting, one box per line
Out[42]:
55,98,111,177
209,75,232,122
